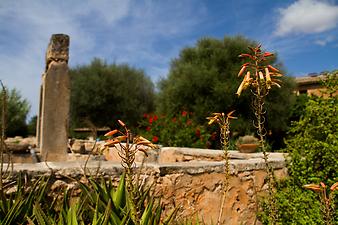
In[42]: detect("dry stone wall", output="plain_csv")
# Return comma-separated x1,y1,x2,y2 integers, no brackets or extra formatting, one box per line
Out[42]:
4,147,287,224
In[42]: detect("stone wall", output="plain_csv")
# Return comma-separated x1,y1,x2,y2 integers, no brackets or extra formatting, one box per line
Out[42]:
3,147,287,224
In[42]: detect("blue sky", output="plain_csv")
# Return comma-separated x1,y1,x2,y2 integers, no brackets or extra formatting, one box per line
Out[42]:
1,0,338,118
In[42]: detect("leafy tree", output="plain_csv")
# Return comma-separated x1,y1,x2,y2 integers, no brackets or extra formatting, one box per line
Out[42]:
0,88,30,137
70,58,155,130
157,36,295,149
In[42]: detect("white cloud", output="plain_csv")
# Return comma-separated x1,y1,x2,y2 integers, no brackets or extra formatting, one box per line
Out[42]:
275,0,338,36
314,35,335,46
0,0,205,118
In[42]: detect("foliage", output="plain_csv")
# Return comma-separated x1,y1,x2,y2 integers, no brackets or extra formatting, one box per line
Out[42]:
138,112,211,148
27,115,37,136
286,72,338,186
0,88,30,137
259,72,338,224
0,174,54,225
1,172,177,225
70,58,155,130
288,93,310,123
69,174,177,225
259,181,324,225
157,36,295,149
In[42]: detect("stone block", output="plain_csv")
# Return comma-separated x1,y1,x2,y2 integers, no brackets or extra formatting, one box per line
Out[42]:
38,34,70,162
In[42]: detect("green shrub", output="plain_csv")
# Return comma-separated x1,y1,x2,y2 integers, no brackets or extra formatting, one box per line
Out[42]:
286,73,338,186
138,111,211,148
259,181,324,225
259,72,338,224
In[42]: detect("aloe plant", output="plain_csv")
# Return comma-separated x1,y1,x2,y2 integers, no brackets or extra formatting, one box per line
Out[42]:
77,173,178,225
0,173,54,225
1,121,177,224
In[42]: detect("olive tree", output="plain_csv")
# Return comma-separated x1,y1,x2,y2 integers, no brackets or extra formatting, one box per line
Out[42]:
157,36,295,149
70,58,155,130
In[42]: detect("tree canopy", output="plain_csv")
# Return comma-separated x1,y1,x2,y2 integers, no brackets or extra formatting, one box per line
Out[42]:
70,59,155,129
0,88,30,137
157,36,295,148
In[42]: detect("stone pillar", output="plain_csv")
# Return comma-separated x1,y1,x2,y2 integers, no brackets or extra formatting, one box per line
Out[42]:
37,34,70,161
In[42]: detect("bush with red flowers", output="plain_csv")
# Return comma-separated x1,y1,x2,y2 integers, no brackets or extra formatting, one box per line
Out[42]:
138,111,211,148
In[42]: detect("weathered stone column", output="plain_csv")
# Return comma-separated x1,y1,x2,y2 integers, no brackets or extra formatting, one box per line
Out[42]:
37,34,70,161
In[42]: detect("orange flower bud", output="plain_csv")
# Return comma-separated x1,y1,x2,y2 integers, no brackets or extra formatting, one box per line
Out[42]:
238,65,247,77
320,182,326,188
330,182,338,191
104,129,118,137
303,184,321,192
264,52,273,57
267,65,280,73
238,54,251,58
118,120,126,127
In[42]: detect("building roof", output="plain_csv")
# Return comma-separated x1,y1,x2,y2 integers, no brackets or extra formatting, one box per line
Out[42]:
294,74,326,86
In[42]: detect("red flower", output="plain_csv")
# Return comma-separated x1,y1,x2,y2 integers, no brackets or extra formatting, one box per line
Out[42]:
195,129,201,138
152,136,159,143
186,119,192,125
146,126,151,131
153,115,158,122
181,111,188,117
172,117,177,122
149,116,153,124
143,113,148,118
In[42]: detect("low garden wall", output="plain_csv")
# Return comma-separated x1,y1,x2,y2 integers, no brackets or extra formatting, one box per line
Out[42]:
4,147,287,224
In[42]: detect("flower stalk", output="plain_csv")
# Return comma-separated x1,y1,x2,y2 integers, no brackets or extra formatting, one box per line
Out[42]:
207,110,237,225
236,45,283,224
304,181,338,225
102,120,158,224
